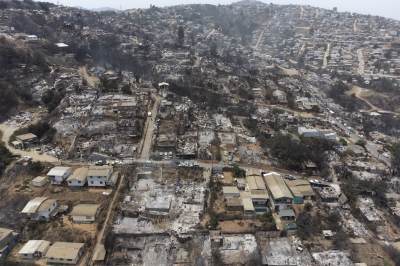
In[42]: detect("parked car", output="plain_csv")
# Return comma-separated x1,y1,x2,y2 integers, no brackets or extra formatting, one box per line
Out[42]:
383,153,389,158
22,156,32,161
309,180,321,185
284,174,296,180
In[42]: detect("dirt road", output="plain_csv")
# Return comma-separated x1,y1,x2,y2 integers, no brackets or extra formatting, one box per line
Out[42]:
140,95,162,160
254,20,272,50
206,29,215,39
300,6,304,19
353,19,358,32
79,66,99,87
0,124,59,163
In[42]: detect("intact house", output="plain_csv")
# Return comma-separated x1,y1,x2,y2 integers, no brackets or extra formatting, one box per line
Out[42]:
18,240,50,260
67,168,88,187
21,197,58,222
298,113,315,123
47,167,71,185
45,242,84,265
245,172,270,212
298,127,320,138
263,172,293,212
0,228,19,261
69,204,101,223
15,133,38,149
86,166,119,187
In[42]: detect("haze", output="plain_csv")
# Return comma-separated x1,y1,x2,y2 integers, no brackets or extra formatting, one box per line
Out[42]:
52,0,400,20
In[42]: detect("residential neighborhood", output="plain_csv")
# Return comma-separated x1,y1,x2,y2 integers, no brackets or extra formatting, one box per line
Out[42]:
0,0,400,265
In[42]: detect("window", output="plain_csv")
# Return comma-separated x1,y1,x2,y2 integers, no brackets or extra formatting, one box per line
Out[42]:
86,216,91,219
68,181,71,183
78,181,81,184
287,205,291,207
67,259,72,261
100,181,103,184
90,181,93,184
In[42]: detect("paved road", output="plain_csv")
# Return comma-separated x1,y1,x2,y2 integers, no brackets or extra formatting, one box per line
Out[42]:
140,95,162,160
327,115,391,167
322,43,331,69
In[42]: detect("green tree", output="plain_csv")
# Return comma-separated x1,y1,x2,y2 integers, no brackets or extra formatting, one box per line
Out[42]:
121,84,132,95
355,139,367,148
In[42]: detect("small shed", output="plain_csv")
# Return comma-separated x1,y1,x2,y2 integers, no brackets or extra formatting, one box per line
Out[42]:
222,186,240,198
32,176,47,187
226,198,243,211
322,230,334,239
279,209,295,220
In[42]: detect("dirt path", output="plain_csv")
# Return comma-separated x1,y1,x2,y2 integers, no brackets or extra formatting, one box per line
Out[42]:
254,20,272,50
206,29,215,39
353,19,358,32
300,6,304,19
315,8,319,19
79,66,99,87
345,86,400,115
322,43,331,69
0,124,59,163
140,95,162,160
297,43,306,59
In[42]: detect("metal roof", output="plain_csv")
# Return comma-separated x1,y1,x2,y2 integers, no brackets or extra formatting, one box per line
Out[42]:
246,175,266,190
0,227,13,241
45,242,84,260
284,180,303,198
263,172,293,200
47,167,70,177
222,186,239,195
15,133,37,141
37,199,56,212
279,209,295,217
32,176,46,182
92,244,106,261
87,166,112,177
21,197,48,213
241,198,255,211
70,204,100,217
18,240,50,255
67,168,88,182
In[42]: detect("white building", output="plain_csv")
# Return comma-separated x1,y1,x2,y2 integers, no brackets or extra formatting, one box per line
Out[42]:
298,127,320,138
45,242,84,264
21,197,57,222
18,240,50,259
319,130,337,140
47,167,71,185
272,90,286,101
67,168,88,187
86,166,114,187
25,35,38,42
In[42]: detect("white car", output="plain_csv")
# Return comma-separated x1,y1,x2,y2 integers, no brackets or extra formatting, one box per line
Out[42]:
383,153,389,158
22,156,32,161
359,134,364,139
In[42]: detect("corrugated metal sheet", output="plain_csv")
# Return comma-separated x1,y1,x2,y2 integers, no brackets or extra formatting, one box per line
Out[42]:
21,197,48,213
46,167,70,177
70,204,100,217
263,173,293,200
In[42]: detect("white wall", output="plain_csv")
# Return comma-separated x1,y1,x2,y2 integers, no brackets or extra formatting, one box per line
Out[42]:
67,179,87,187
